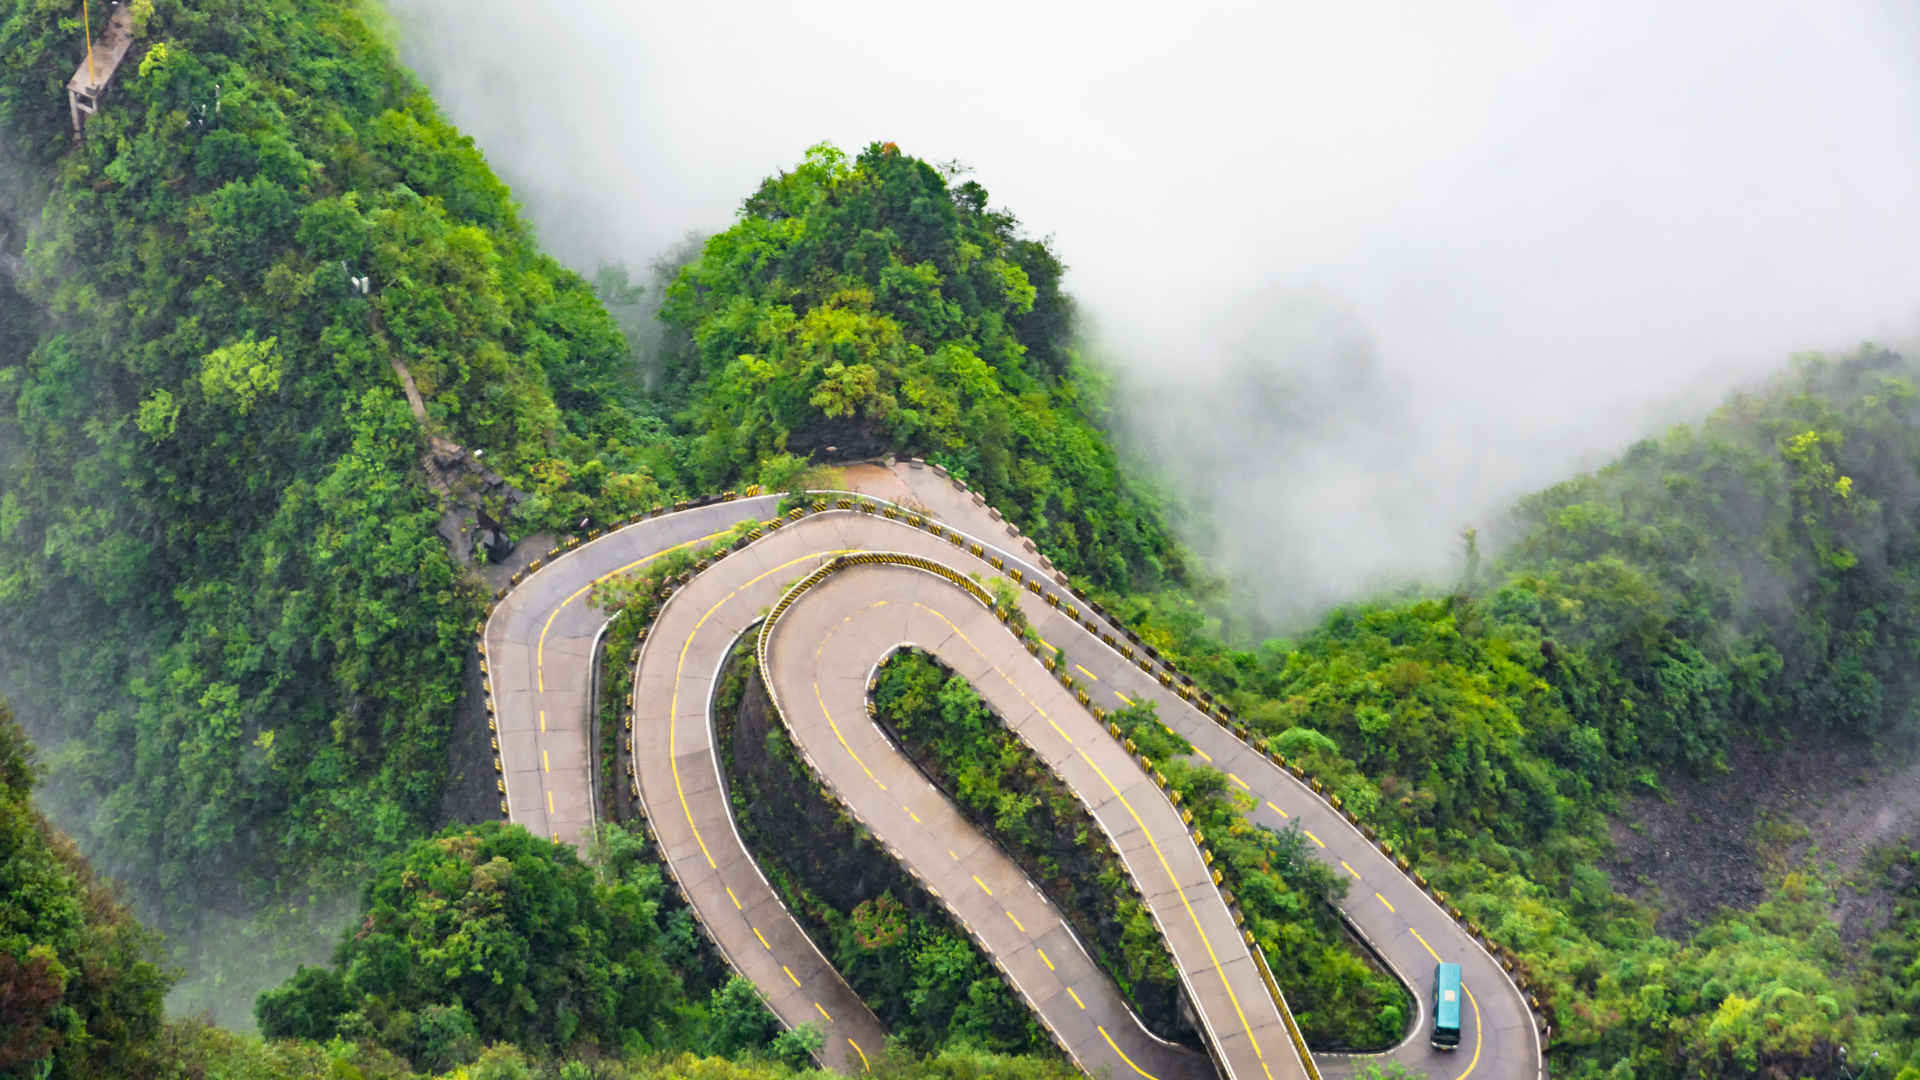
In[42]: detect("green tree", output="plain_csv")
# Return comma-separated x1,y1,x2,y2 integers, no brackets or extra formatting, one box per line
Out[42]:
255,823,690,1064
197,336,284,414
0,703,171,1080
707,977,779,1057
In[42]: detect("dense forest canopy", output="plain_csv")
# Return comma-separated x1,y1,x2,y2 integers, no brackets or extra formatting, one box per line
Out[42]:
257,822,772,1068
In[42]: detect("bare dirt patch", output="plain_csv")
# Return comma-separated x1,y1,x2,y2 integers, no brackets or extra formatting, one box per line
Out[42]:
1605,726,1920,940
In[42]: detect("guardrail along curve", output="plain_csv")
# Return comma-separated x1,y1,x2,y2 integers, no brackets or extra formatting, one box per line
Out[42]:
477,462,1548,1080
755,550,1306,1080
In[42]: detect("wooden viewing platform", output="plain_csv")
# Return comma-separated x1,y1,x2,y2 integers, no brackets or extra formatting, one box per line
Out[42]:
67,5,134,136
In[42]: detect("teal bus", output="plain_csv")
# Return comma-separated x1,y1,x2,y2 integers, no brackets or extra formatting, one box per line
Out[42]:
1431,962,1462,1049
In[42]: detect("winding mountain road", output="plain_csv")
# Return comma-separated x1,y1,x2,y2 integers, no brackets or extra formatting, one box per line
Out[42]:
479,464,1546,1080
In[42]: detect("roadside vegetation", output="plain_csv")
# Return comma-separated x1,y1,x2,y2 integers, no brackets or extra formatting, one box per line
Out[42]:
1101,699,1409,1049
869,648,1409,1050
868,649,1191,1043
713,645,1052,1058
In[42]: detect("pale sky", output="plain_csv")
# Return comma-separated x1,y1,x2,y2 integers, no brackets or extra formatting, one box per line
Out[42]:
387,0,1920,628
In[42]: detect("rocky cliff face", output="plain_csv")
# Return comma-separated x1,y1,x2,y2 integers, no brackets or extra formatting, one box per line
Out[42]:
423,434,520,564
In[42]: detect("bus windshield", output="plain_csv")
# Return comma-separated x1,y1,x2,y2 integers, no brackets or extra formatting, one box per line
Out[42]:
1432,962,1462,1049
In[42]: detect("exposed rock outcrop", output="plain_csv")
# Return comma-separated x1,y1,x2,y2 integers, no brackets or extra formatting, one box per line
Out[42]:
422,434,520,564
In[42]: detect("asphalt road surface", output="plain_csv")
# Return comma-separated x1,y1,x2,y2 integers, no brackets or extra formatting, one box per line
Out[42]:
481,465,1545,1080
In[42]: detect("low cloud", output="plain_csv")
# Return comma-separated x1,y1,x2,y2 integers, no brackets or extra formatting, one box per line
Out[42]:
386,0,1920,630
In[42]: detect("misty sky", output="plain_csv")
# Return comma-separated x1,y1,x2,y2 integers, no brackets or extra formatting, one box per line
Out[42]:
387,0,1920,629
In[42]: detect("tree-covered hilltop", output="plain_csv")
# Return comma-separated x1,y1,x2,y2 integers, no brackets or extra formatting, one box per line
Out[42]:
255,823,701,1064
657,142,1179,589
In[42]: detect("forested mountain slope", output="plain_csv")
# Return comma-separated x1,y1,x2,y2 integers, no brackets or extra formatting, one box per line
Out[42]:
1117,350,1920,1077
0,0,1182,1024
1500,351,1920,763
0,0,675,997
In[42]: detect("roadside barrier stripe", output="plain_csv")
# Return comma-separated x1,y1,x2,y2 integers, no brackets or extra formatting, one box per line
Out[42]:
579,502,1540,1075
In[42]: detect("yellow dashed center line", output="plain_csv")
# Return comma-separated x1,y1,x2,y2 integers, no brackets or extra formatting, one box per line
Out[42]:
1340,860,1361,880
814,1001,832,1022
754,927,772,950
536,528,731,701
1193,747,1213,763
848,1039,870,1073
726,887,742,910
1067,987,1086,1009
1075,663,1099,681
1265,800,1289,818
671,551,853,870
1376,892,1396,913
538,710,546,733
1075,747,1265,1060
1228,773,1250,791
535,599,563,678
1410,925,1441,962
973,875,993,897
1456,984,1484,1080
906,807,921,824
782,965,801,987
1303,829,1325,848
802,597,904,796
1037,948,1054,971
1097,1024,1163,1080
814,679,888,791
1114,691,1134,705
949,849,959,861
542,749,550,773
1006,910,1026,933
545,791,554,815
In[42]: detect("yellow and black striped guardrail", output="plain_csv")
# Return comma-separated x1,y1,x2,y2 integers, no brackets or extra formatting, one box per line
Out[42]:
480,468,1554,1054
752,549,1167,1071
